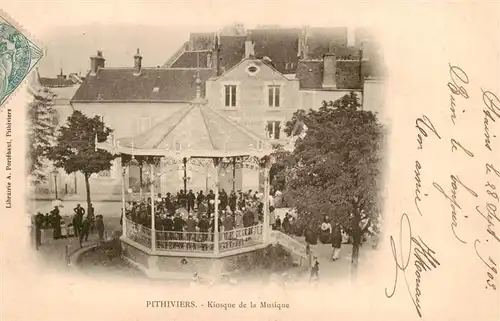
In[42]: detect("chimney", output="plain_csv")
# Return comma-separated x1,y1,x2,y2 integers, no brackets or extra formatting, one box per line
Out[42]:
133,48,142,76
244,39,255,59
347,27,356,47
322,53,337,88
90,51,105,76
206,50,213,68
57,68,66,80
215,34,221,76
299,26,309,59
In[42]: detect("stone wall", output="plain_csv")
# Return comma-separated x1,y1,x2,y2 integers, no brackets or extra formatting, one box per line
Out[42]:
122,242,150,268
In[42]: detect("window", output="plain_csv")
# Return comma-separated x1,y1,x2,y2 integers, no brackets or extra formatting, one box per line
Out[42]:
224,85,237,107
98,170,111,177
137,116,152,133
246,64,260,76
174,140,182,152
267,121,281,140
268,85,281,108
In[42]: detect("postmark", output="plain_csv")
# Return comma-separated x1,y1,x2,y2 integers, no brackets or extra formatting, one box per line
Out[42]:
0,12,43,108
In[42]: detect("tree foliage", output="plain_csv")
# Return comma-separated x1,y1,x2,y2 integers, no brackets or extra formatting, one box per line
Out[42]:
26,87,58,185
269,145,295,192
48,110,115,212
284,92,384,233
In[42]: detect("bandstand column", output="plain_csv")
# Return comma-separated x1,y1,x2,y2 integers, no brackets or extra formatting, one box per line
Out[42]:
121,166,127,238
263,162,270,243
150,163,156,253
232,157,236,191
214,158,220,255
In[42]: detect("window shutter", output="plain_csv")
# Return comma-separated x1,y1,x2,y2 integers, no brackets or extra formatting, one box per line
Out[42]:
231,85,236,107
225,85,230,106
275,87,280,107
136,118,141,134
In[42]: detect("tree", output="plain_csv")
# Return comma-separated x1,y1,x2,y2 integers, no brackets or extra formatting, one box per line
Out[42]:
284,92,385,277
269,145,295,192
48,110,115,214
26,87,58,185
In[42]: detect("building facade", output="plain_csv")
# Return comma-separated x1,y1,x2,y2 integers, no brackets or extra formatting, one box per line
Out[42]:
43,25,386,201
165,25,386,121
70,50,258,196
206,58,301,145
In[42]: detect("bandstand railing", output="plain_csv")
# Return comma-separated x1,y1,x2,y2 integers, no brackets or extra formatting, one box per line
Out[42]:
123,218,264,254
125,219,152,248
156,230,215,253
219,224,263,252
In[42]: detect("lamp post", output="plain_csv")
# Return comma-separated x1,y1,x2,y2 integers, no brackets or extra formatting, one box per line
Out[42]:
183,157,187,194
52,168,59,200
74,172,77,194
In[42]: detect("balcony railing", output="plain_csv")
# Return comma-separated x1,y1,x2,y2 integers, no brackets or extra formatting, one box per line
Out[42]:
124,218,264,254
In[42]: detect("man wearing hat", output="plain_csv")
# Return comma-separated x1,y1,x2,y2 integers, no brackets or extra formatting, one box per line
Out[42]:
187,190,196,213
223,213,235,240
185,213,196,249
173,212,186,237
196,190,205,210
34,212,45,249
207,190,215,214
198,214,209,250
229,191,237,213
73,204,84,238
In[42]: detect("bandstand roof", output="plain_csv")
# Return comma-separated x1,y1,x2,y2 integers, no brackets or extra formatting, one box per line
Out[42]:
96,97,273,159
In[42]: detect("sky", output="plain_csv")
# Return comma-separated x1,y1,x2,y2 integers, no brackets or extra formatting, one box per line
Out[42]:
2,1,382,78
38,24,192,77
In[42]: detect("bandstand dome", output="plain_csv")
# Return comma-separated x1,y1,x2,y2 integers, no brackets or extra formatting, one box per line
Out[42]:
96,96,273,159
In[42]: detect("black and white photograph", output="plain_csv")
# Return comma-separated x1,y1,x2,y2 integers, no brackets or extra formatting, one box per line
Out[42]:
1,2,499,321
26,22,387,283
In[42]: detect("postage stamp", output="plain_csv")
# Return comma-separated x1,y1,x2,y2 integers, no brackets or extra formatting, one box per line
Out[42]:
0,12,43,107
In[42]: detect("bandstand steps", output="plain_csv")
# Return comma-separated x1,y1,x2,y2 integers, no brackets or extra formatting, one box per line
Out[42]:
269,230,311,267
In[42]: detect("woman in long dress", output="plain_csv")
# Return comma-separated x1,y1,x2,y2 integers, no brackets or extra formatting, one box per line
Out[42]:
319,216,332,244
331,224,342,261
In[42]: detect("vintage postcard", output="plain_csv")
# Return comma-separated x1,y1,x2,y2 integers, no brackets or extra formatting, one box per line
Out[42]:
0,1,499,321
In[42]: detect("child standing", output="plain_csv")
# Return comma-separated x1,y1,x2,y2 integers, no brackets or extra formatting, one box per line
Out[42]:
310,257,320,282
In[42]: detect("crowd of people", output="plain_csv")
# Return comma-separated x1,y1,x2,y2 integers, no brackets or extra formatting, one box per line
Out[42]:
124,189,276,243
33,203,106,248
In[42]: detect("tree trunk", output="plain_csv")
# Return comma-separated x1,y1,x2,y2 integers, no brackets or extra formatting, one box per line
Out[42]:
139,165,143,197
350,211,362,282
84,173,92,216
